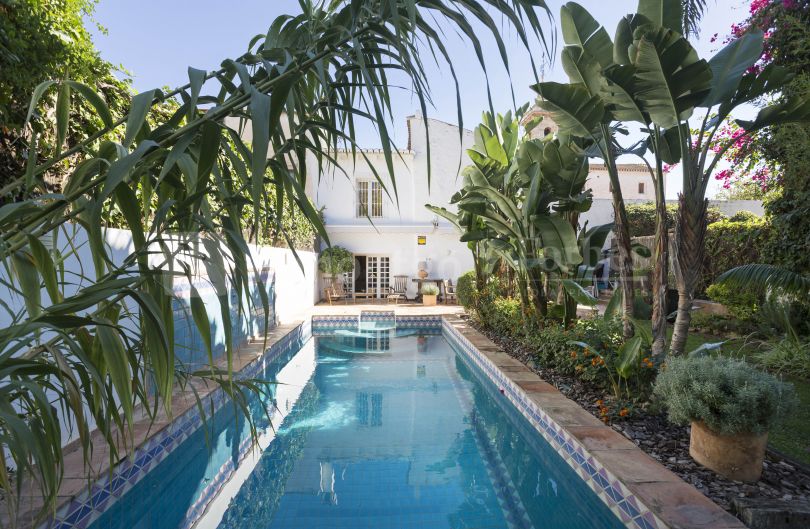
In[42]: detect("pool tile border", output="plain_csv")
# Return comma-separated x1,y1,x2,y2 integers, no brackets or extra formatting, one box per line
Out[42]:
311,313,442,330
39,321,312,529
440,316,746,529
36,312,744,529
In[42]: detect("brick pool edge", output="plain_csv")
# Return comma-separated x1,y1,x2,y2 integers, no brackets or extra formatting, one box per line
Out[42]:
441,315,746,529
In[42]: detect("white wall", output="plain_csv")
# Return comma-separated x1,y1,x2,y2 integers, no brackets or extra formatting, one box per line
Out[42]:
587,165,657,200
580,198,766,249
311,116,477,296
250,245,319,323
324,228,474,299
0,224,318,449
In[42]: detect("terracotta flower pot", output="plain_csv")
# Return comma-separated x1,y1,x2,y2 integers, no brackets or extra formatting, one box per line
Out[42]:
689,421,768,482
422,294,437,306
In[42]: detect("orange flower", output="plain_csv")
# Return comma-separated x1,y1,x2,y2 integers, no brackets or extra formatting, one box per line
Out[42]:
591,357,599,367
570,350,578,358
596,399,603,407
619,408,629,417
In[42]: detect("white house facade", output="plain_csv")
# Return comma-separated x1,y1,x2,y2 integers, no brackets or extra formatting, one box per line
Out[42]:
307,115,475,300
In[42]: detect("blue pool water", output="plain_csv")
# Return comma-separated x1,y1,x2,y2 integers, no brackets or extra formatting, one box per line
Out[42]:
89,328,624,529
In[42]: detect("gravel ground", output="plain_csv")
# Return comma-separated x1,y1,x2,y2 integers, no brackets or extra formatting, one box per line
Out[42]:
468,317,810,517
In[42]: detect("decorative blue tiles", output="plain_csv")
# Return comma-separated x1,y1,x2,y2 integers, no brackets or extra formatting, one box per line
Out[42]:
40,322,311,529
45,314,664,529
440,319,665,529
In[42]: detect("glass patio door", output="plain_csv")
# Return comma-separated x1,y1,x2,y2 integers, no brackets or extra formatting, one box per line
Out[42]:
366,256,390,298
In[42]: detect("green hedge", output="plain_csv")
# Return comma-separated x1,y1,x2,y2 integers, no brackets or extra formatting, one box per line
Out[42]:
626,203,726,238
702,217,771,294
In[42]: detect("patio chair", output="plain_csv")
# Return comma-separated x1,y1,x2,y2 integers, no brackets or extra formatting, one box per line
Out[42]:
443,279,457,304
324,281,351,305
386,275,409,304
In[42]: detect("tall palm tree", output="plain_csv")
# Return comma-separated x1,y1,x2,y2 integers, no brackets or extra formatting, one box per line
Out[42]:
0,0,555,521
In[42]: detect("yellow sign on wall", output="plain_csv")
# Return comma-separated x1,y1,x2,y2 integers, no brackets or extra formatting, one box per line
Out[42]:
417,235,426,245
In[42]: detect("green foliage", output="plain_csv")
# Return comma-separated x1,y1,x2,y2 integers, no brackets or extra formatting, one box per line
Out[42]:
689,311,757,336
654,356,797,434
0,0,132,191
762,100,810,274
456,271,477,310
702,216,770,294
705,282,761,322
318,246,353,275
420,284,440,296
625,202,726,237
728,210,760,222
724,1,810,275
477,295,656,399
482,296,523,335
755,337,810,380
0,0,554,518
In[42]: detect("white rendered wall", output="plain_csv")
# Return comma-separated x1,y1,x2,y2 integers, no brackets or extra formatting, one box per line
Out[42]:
0,224,318,449
311,116,478,296
323,228,475,299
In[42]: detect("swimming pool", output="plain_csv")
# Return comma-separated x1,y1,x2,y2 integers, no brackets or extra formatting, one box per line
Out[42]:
78,322,629,529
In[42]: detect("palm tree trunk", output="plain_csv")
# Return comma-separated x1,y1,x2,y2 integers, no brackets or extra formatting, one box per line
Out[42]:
670,194,708,356
527,267,548,320
650,201,669,359
611,192,636,339
651,174,669,360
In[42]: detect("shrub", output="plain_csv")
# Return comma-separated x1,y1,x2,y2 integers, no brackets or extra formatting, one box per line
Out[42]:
689,311,758,336
705,282,761,322
626,203,726,238
728,210,760,223
755,337,810,379
485,297,523,337
457,271,477,310
654,356,797,435
318,246,353,275
525,318,628,387
420,284,439,296
701,217,770,294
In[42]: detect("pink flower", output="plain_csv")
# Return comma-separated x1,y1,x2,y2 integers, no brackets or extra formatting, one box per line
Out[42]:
750,0,770,15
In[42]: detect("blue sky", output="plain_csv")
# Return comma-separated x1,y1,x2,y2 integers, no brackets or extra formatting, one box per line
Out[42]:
88,0,751,199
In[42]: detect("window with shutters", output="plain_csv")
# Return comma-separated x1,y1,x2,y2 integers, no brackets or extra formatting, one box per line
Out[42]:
357,180,383,217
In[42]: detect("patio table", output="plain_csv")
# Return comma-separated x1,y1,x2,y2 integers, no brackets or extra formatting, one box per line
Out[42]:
412,278,445,302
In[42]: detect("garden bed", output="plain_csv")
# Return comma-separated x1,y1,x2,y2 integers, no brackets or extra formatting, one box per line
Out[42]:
466,316,810,519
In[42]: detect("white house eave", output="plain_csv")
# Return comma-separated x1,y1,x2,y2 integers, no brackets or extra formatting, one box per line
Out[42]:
325,224,458,234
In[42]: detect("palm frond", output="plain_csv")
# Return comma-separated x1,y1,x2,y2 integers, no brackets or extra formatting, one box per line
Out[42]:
0,0,554,522
682,0,710,37
716,263,810,298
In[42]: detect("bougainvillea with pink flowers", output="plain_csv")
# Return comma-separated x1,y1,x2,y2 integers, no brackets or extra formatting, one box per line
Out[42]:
698,0,810,199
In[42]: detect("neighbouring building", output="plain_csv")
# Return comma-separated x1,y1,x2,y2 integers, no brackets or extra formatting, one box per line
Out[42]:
521,107,656,201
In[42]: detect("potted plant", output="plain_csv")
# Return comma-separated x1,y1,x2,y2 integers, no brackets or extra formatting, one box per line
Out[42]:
654,356,796,481
421,284,439,306
318,246,353,287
